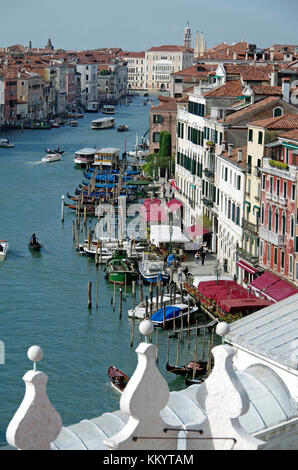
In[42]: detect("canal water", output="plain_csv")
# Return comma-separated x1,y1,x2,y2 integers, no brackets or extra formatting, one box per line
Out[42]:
0,93,215,446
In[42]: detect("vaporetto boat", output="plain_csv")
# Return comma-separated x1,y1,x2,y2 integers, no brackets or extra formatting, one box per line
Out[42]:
91,117,115,129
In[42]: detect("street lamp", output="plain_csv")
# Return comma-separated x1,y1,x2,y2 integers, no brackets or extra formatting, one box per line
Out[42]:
169,216,173,256
214,259,222,285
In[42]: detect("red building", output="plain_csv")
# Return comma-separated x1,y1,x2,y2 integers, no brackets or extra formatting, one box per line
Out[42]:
3,72,17,123
259,124,298,285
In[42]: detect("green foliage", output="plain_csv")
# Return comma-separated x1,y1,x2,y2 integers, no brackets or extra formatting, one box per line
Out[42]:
143,153,175,178
269,159,289,170
159,131,172,157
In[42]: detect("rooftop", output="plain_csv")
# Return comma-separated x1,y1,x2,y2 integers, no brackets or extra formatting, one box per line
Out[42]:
225,293,298,370
249,114,298,129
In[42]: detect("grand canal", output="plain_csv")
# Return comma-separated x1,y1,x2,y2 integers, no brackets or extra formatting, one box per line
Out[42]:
0,93,214,446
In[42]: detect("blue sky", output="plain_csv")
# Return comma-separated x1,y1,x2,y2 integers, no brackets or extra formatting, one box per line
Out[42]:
1,0,297,52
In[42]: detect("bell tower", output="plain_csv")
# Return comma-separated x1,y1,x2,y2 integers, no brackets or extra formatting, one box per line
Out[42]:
184,22,191,49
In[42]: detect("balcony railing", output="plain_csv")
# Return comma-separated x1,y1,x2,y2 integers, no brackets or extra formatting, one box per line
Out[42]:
202,197,213,208
237,247,259,266
242,219,258,234
203,168,215,179
259,226,286,247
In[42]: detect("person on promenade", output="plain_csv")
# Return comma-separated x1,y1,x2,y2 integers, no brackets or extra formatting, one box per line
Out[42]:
178,266,183,283
195,251,200,264
201,248,206,266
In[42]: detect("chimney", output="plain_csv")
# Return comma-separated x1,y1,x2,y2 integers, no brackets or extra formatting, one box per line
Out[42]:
221,141,227,152
228,144,234,157
271,64,278,86
237,148,243,162
282,77,290,103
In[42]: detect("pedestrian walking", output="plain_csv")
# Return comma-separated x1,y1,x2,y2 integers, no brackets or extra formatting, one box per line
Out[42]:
178,266,183,283
201,249,206,266
195,251,200,265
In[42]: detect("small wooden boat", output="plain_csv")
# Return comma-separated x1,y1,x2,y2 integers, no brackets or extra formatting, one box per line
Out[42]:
166,360,207,377
28,234,43,252
0,240,9,260
64,202,96,215
108,366,129,393
68,120,78,127
105,258,138,284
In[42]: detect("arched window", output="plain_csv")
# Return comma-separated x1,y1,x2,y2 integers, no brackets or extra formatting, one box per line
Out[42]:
273,107,283,117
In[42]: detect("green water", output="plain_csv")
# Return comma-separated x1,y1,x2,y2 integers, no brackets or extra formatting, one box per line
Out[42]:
0,94,214,446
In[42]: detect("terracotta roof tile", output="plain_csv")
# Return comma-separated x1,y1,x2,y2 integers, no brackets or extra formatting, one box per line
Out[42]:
249,114,298,129
203,80,243,97
220,145,247,168
220,96,280,124
278,129,298,141
250,85,282,96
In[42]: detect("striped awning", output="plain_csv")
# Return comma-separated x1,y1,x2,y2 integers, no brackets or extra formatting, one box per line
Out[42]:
236,260,258,274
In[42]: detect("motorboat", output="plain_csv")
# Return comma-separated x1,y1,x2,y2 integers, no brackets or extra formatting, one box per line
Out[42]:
102,105,115,114
138,253,169,283
151,303,199,328
128,293,186,319
0,240,9,260
0,138,14,148
41,152,62,163
117,125,128,132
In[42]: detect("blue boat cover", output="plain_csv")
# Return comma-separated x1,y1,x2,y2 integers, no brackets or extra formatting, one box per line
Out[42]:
151,306,181,323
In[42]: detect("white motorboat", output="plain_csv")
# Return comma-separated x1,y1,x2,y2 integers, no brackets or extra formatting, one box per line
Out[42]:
41,153,61,163
128,293,187,319
0,138,14,148
151,303,199,328
138,253,169,284
0,240,9,260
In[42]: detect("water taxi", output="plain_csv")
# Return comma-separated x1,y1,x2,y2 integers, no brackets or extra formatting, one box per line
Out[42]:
0,240,9,260
0,138,14,148
102,105,115,114
41,153,61,163
74,148,98,167
91,117,115,130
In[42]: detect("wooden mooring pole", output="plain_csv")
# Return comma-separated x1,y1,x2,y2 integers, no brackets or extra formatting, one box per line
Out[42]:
88,281,92,310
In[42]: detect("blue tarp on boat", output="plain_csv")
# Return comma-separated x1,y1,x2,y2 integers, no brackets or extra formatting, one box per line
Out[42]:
151,306,181,323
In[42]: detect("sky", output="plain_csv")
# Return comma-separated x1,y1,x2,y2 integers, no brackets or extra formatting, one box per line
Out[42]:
1,0,298,52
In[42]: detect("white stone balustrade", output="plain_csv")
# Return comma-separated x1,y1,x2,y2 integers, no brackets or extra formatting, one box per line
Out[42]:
3,323,268,450
6,345,62,450
105,319,179,450
184,323,265,450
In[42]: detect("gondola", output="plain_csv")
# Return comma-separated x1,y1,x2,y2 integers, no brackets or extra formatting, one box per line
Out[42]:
44,147,65,155
166,360,207,377
64,202,95,215
108,366,129,393
28,234,43,252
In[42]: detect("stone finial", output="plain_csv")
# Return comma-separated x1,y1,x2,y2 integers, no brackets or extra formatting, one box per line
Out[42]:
6,346,62,450
105,320,178,450
185,345,265,450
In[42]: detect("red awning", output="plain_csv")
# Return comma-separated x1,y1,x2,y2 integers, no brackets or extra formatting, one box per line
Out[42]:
236,260,258,275
140,201,168,222
248,271,298,302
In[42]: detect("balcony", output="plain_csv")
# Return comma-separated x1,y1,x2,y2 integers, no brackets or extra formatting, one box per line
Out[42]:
203,168,215,179
259,226,286,247
279,196,287,206
202,197,213,208
236,247,259,266
242,219,258,235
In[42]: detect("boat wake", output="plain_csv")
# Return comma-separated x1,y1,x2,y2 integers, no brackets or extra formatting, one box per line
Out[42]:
25,161,43,166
